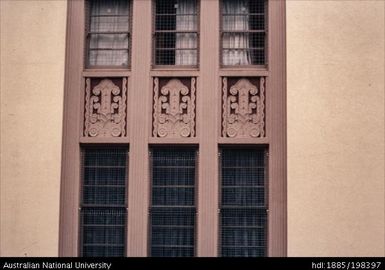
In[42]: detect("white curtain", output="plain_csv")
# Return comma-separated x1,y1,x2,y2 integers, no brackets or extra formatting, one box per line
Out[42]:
89,0,129,66
175,0,197,65
222,0,251,65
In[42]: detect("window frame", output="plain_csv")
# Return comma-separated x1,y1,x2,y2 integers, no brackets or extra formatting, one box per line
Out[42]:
84,0,133,70
148,146,199,257
78,146,129,257
218,146,269,257
152,0,200,69
60,0,286,257
219,0,268,69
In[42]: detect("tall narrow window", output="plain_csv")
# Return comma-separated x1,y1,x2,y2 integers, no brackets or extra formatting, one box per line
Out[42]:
220,148,267,257
154,0,198,66
80,148,128,257
150,148,197,257
86,0,131,67
221,0,266,66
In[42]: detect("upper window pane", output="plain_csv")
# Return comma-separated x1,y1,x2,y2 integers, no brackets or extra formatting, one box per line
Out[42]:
221,0,266,66
87,0,131,68
154,0,198,66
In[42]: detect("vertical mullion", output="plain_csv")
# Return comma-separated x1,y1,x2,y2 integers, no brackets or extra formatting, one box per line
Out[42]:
127,0,151,256
198,0,220,256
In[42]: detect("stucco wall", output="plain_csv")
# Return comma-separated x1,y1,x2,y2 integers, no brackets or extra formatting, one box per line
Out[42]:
0,0,67,256
0,0,384,257
287,0,384,256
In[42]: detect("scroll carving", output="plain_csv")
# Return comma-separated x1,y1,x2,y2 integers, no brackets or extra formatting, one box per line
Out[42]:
222,78,265,138
84,78,127,137
153,78,196,138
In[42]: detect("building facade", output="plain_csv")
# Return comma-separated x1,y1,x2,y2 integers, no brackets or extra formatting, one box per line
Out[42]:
1,0,384,257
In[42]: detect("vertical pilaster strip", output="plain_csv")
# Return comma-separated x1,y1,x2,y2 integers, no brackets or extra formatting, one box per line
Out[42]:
59,0,84,257
268,0,287,257
198,0,220,257
127,0,152,257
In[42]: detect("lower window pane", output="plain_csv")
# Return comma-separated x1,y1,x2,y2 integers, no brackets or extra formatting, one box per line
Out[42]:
81,208,126,257
221,208,267,257
80,148,128,257
221,247,265,257
82,246,126,257
150,148,196,257
88,49,129,66
151,247,194,257
220,148,267,257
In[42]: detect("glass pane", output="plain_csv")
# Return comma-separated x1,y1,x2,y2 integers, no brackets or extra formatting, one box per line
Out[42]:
83,186,125,205
222,187,265,207
88,0,130,67
221,0,266,65
221,208,267,257
90,16,129,32
220,148,267,257
83,148,127,167
81,208,126,257
90,0,129,16
82,148,127,206
88,49,129,66
155,0,198,65
89,34,128,50
151,208,195,257
150,148,196,257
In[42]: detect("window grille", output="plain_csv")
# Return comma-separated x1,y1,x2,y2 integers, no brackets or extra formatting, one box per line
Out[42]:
80,148,128,257
220,148,267,257
150,148,197,257
86,0,131,67
221,0,266,66
154,0,198,66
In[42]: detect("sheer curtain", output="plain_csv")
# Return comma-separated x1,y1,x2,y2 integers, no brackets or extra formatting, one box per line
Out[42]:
89,0,129,66
222,0,251,65
175,0,197,65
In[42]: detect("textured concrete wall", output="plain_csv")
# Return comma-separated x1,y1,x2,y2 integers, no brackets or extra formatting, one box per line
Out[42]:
287,0,384,256
0,0,67,256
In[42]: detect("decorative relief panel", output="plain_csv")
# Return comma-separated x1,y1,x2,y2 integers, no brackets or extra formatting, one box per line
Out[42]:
222,77,265,138
84,78,127,137
153,78,196,138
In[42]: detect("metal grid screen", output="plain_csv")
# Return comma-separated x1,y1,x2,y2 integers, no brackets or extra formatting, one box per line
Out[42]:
221,0,266,66
220,148,267,257
80,148,128,257
154,0,198,66
150,148,196,257
86,0,131,67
